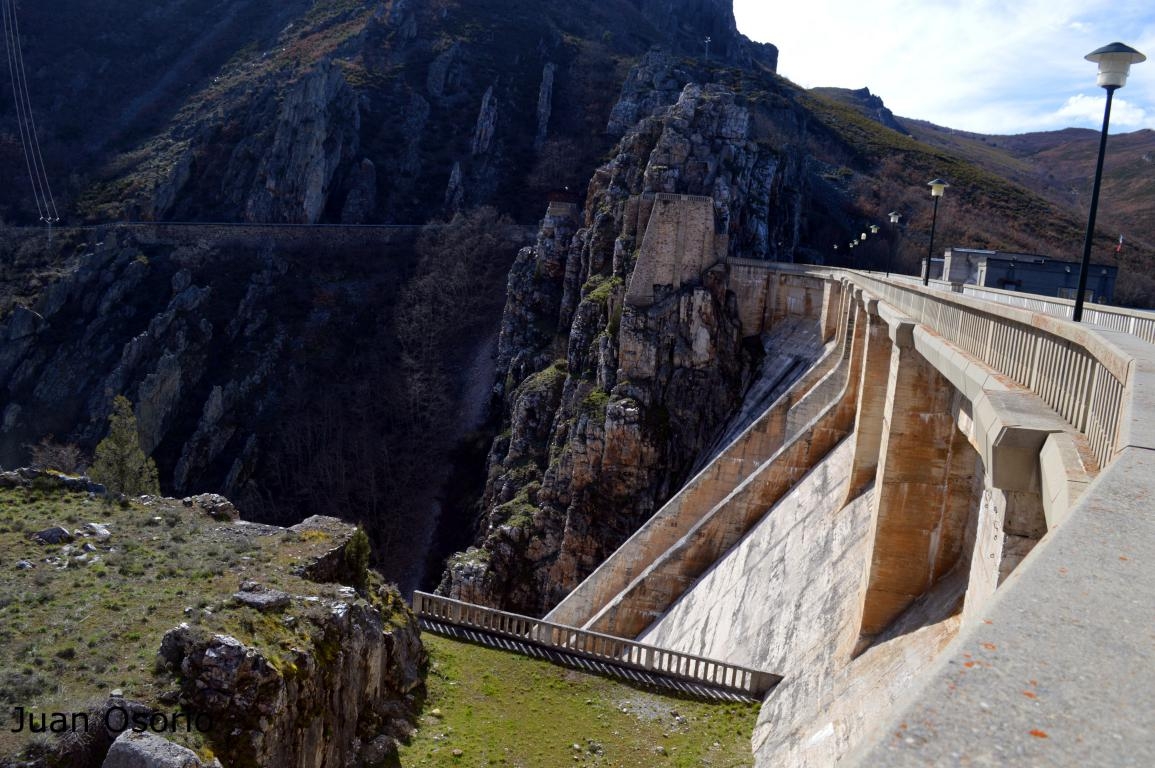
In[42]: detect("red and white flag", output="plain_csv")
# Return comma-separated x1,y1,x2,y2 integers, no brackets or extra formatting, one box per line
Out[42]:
1115,234,1124,254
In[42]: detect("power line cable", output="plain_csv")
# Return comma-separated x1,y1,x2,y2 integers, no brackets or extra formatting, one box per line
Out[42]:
2,0,45,219
2,0,57,222
9,0,57,220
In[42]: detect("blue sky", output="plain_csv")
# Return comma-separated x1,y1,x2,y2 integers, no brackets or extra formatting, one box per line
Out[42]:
734,0,1155,135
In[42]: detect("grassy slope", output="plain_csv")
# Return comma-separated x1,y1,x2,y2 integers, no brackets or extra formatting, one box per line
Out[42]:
399,634,759,767
905,122,1155,248
0,481,401,763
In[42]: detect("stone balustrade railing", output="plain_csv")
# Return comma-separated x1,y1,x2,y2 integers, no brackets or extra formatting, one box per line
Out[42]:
412,591,781,697
762,264,1132,469
845,272,1128,469
957,284,1155,345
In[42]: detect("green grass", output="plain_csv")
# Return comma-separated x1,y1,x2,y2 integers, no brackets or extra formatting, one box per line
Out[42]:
399,634,759,767
583,275,624,305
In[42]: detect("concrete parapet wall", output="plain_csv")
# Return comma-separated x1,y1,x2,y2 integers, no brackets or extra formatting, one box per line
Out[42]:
840,271,1130,469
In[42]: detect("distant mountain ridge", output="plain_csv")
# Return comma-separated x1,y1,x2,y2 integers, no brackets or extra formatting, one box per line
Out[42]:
810,86,1155,304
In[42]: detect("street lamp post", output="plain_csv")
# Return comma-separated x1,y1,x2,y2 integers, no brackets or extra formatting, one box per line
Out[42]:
887,211,901,277
924,179,949,286
1074,42,1146,322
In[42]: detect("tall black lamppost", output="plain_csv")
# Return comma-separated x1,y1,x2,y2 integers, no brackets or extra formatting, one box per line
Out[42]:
923,179,949,286
887,211,901,277
1074,42,1146,322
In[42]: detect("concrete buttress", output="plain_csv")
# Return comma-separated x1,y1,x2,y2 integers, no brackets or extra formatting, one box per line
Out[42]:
855,314,982,647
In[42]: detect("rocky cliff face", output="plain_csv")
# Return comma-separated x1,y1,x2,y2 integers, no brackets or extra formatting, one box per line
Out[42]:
0,228,427,585
438,61,814,615
159,574,424,768
633,0,777,69
0,0,791,596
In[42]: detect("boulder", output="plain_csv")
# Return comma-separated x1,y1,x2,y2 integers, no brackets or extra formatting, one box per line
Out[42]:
181,494,239,522
32,525,74,545
85,522,113,540
233,588,291,613
101,730,206,768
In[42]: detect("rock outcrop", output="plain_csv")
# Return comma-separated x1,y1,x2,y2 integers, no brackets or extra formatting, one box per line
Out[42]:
0,479,425,768
634,0,778,69
252,61,360,224
810,86,910,135
157,588,423,768
439,73,812,615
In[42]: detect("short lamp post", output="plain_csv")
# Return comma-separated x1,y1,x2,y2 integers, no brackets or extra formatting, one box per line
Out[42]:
887,211,901,277
1074,42,1146,322
924,179,949,286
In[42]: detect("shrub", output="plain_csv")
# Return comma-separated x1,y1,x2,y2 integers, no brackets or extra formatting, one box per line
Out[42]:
344,527,371,592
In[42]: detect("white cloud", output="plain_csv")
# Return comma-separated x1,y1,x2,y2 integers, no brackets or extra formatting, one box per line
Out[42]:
733,0,1155,134
1050,93,1153,129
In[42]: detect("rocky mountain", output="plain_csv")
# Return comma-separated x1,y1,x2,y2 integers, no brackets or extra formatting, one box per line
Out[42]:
2,0,1153,609
1,0,774,227
433,44,1155,613
0,0,777,592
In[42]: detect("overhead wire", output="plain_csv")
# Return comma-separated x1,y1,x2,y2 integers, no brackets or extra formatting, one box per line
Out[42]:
2,0,44,220
10,0,57,221
2,0,57,223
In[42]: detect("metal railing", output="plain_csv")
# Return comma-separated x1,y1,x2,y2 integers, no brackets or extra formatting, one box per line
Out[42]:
412,591,781,697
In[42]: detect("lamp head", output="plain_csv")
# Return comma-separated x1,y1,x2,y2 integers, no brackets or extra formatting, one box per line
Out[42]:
1086,42,1146,89
928,178,949,197
888,210,901,224
861,233,867,240
870,224,880,234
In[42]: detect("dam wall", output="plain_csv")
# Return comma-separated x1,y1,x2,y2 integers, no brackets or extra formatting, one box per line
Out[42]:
549,262,1153,766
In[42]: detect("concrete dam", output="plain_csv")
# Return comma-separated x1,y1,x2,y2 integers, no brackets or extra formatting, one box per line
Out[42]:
418,195,1155,766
